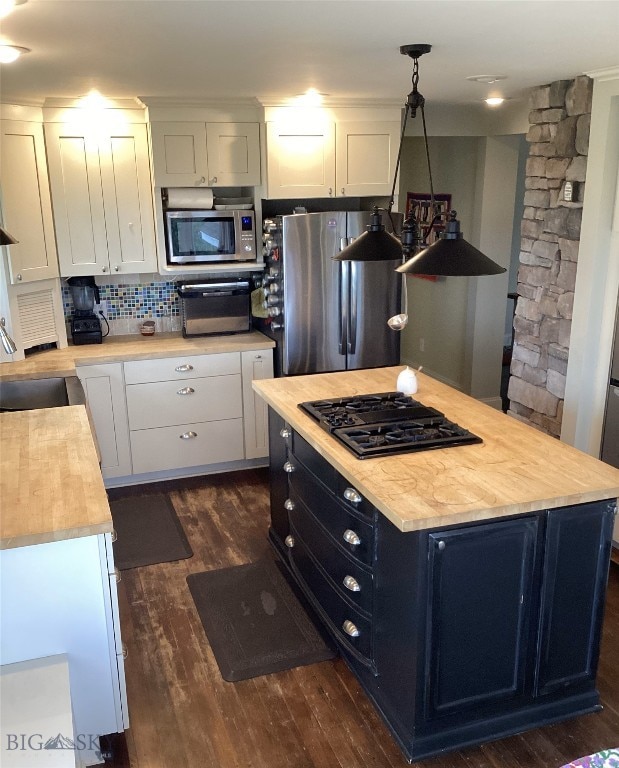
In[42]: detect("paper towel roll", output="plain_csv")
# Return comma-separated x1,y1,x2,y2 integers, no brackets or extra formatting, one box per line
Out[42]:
166,188,214,209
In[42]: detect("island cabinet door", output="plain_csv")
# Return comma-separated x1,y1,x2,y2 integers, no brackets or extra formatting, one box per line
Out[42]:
535,501,615,697
424,517,539,720
267,408,290,550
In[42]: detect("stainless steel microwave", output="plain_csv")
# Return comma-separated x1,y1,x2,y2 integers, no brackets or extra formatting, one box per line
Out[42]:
164,209,256,265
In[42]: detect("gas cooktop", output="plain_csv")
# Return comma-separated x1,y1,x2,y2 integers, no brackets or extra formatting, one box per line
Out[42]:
298,391,482,459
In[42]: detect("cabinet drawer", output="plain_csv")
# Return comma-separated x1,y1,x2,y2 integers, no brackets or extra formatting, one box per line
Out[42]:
288,461,375,566
288,528,373,662
288,493,373,615
130,418,244,474
126,374,242,430
124,352,240,384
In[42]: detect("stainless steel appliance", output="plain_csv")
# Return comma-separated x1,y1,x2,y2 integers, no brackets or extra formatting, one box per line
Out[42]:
299,391,482,459
177,278,250,337
165,209,256,265
601,306,619,468
257,212,402,376
67,276,102,345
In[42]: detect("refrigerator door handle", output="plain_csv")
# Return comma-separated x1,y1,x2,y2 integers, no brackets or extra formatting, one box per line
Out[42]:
339,261,348,355
348,262,357,354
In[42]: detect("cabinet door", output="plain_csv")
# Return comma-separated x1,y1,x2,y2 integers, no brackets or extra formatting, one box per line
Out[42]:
0,120,59,283
241,348,273,459
206,122,261,186
150,121,209,187
336,121,400,197
425,518,538,719
77,363,132,479
536,502,614,696
99,123,157,274
266,121,335,198
44,122,109,276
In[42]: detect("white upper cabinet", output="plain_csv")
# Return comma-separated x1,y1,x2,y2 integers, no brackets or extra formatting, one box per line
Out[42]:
45,121,157,277
265,117,400,199
150,121,261,188
335,121,400,197
0,119,59,283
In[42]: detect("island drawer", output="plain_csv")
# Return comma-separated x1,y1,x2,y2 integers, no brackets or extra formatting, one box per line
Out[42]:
291,431,375,519
288,461,375,566
287,523,373,663
124,352,240,384
288,492,373,615
126,374,242,430
130,418,244,474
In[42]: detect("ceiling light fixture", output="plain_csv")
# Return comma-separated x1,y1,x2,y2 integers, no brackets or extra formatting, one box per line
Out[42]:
466,75,507,84
334,44,506,278
485,97,506,106
0,45,30,64
0,0,27,19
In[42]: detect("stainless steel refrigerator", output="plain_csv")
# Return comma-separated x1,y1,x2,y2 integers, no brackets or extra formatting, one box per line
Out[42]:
258,211,402,376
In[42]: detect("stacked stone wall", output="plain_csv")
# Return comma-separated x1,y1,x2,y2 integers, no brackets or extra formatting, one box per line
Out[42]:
507,76,592,436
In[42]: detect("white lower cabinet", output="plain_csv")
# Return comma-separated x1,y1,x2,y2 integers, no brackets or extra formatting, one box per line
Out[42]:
242,349,274,459
0,533,128,767
76,363,132,479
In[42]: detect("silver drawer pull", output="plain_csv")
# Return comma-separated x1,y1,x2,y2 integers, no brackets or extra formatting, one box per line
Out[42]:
285,535,295,548
343,575,361,592
437,540,446,551
284,498,295,511
279,427,291,439
343,487,362,504
111,529,118,543
180,431,198,439
114,568,121,583
177,386,195,395
343,529,361,547
175,363,194,372
283,461,295,473
342,620,360,638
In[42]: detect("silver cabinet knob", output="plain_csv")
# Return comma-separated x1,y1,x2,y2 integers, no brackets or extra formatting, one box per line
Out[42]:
279,427,291,439
111,529,118,543
283,461,295,473
175,363,194,372
211,176,218,184
285,535,295,548
343,575,360,592
16,273,22,281
266,294,279,306
342,620,360,638
437,540,446,551
268,306,281,317
177,386,195,395
343,487,362,504
179,431,198,439
101,266,108,272
328,187,333,196
284,498,295,511
343,529,361,547
341,187,345,195
199,176,206,184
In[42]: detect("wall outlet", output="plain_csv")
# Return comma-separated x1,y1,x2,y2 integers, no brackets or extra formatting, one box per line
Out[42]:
419,337,425,353
95,300,108,316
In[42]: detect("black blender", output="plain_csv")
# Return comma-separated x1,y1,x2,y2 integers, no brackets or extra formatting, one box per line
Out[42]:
68,276,103,344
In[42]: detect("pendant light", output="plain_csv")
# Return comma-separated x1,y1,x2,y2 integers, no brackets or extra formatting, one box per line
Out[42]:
334,44,506,278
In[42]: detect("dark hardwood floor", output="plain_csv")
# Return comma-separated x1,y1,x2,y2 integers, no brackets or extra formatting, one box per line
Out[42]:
107,469,619,768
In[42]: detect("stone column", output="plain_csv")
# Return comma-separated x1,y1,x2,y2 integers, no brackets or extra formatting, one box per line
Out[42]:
507,76,592,436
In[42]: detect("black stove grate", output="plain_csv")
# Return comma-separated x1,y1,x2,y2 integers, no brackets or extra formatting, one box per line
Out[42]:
298,391,482,459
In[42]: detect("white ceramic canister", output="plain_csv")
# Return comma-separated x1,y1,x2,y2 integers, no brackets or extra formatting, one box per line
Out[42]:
396,366,418,396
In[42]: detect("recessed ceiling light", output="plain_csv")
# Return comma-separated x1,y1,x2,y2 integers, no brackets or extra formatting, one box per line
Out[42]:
466,75,507,84
0,45,30,64
0,0,27,19
294,89,328,106
485,97,507,106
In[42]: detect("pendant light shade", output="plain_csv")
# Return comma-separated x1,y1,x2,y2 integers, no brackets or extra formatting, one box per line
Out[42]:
0,226,18,246
333,209,402,262
332,43,506,278
396,211,506,276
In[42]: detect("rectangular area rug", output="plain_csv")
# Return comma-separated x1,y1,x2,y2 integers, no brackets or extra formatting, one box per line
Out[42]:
187,558,336,682
110,494,193,570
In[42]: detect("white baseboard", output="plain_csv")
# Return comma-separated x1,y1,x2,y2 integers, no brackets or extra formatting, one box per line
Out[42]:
103,457,268,489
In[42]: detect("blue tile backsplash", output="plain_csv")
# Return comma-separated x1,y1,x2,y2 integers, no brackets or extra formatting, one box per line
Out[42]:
62,281,180,320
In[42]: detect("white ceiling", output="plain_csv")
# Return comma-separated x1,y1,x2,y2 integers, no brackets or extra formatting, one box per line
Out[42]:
1,0,618,107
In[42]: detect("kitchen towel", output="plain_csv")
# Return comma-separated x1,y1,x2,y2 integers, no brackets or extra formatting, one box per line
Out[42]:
187,557,336,681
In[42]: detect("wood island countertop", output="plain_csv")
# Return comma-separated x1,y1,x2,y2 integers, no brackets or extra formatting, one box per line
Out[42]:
0,330,275,381
0,406,112,549
253,367,619,532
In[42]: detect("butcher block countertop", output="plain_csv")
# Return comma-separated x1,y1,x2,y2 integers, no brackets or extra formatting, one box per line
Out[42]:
0,406,112,550
253,367,619,532
0,331,274,381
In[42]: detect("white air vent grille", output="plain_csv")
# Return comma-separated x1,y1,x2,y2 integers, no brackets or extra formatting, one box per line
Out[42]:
16,288,59,348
